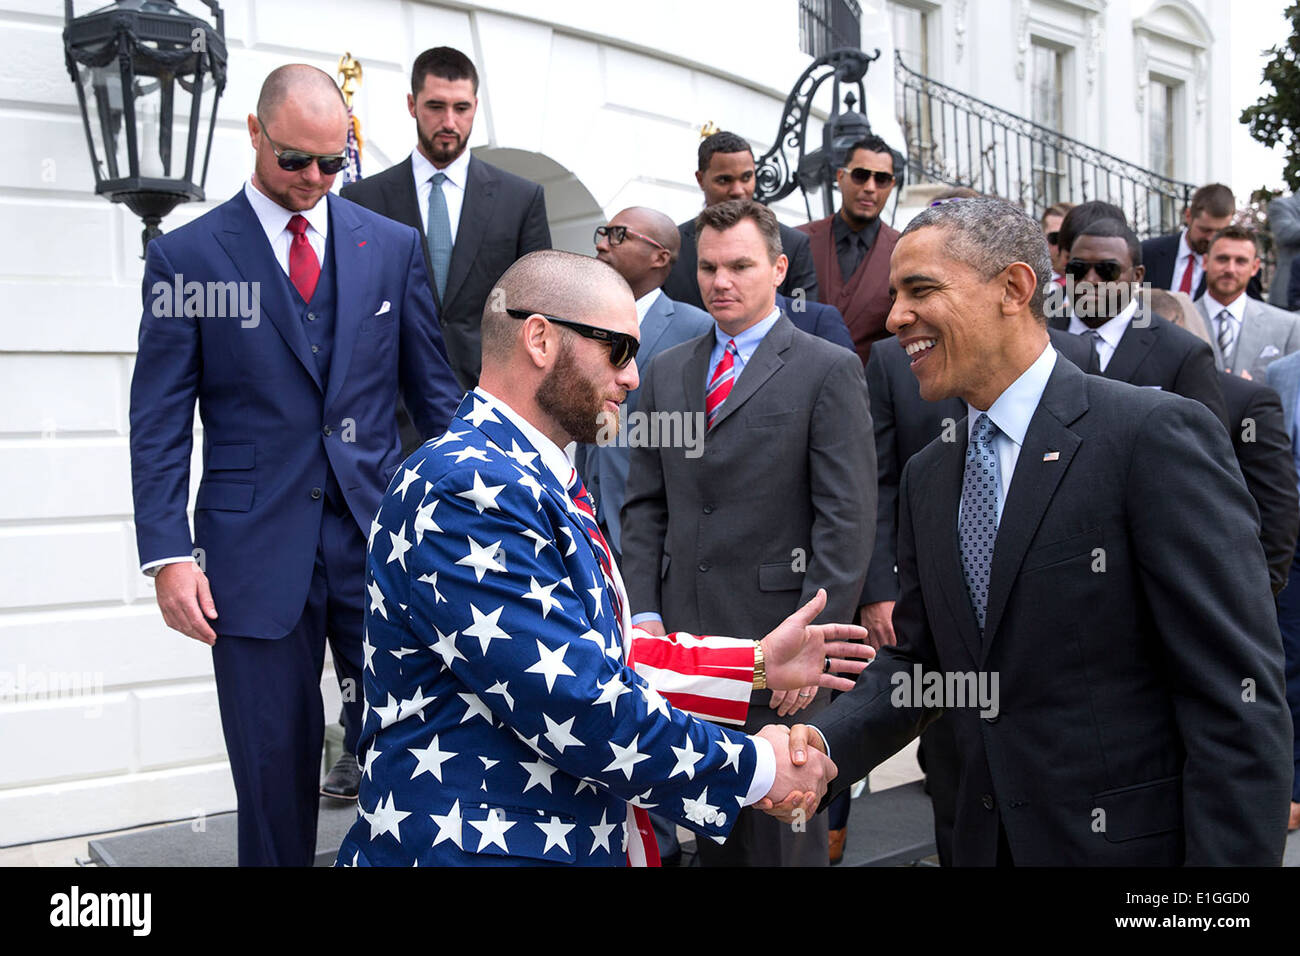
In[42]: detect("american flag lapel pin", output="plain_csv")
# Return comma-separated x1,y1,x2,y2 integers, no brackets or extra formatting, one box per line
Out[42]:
1042,451,1060,462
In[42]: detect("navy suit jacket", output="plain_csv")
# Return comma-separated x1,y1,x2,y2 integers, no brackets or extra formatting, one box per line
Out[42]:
129,189,461,638
574,291,713,554
776,293,856,353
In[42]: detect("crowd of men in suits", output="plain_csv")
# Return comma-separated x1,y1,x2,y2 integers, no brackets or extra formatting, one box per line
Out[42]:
127,44,1300,867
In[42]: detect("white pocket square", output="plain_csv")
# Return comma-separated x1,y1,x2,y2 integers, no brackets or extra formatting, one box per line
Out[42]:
1259,344,1281,359
374,300,391,316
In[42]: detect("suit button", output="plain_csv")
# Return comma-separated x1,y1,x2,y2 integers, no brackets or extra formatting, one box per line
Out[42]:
307,312,317,321
698,561,710,572
311,487,322,500
311,344,320,353
981,793,995,810
703,504,714,514
323,425,333,436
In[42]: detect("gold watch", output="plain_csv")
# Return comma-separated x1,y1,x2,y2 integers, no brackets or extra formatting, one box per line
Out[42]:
752,640,767,690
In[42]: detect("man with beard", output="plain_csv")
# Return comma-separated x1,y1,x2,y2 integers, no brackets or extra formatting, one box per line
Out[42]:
336,250,875,866
1142,183,1261,301
342,46,551,395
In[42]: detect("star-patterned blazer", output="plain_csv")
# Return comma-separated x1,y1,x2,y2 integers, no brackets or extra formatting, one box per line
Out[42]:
336,390,766,866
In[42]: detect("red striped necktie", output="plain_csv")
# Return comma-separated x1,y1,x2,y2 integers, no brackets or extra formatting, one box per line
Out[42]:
706,339,739,429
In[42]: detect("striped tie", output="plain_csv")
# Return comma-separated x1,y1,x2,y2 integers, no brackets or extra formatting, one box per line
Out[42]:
567,469,624,627
706,339,739,429
1216,309,1236,365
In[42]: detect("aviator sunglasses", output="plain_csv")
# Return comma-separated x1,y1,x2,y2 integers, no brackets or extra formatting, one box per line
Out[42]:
1065,258,1126,283
505,308,640,369
257,114,348,175
845,167,896,187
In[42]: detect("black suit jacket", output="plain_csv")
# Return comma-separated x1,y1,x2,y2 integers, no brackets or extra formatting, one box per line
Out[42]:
1141,231,1263,301
861,329,1094,607
776,293,855,353
817,357,1293,865
341,153,551,391
1049,310,1229,430
663,219,818,310
1218,372,1300,594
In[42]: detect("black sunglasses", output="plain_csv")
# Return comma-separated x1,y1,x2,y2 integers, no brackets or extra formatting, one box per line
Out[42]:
505,308,639,369
257,114,348,176
846,167,895,186
1065,258,1125,283
593,224,667,252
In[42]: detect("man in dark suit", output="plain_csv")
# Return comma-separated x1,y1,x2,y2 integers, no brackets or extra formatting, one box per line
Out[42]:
662,131,818,310
1050,217,1229,429
766,196,1293,865
623,199,875,865
128,65,461,865
859,328,1095,864
574,206,713,565
1142,182,1261,300
796,133,901,365
341,46,551,395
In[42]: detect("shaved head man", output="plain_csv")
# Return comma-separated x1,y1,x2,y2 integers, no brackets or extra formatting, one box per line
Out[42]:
248,64,349,212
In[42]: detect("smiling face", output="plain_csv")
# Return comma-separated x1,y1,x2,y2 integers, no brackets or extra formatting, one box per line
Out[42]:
836,147,896,227
696,150,756,207
408,73,477,167
697,218,786,337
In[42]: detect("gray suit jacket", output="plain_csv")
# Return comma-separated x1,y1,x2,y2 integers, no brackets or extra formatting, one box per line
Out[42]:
574,291,713,554
1268,195,1300,308
1266,348,1300,433
1196,294,1300,381
621,314,875,640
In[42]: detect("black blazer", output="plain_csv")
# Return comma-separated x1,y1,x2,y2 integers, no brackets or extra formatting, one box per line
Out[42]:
817,358,1293,865
861,329,1093,607
1141,231,1263,300
663,219,819,310
341,154,551,391
1218,371,1300,594
776,293,855,353
1049,310,1229,430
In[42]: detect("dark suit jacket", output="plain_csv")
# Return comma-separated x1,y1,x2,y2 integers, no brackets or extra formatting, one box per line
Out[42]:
662,219,818,310
776,292,856,353
817,357,1293,865
796,213,901,365
1049,310,1229,430
129,190,461,638
341,153,551,391
573,291,713,555
1218,371,1300,594
861,329,1095,607
1141,231,1263,301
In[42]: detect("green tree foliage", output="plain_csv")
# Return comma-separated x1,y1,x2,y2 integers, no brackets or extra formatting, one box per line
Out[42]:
1241,2,1300,191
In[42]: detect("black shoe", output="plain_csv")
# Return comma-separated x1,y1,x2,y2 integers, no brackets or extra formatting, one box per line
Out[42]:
321,752,361,801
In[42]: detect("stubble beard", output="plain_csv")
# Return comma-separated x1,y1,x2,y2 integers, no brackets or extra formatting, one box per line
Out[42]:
536,338,610,445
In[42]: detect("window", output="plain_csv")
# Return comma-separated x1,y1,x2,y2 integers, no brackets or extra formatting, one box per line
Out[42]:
1030,41,1066,205
889,1,928,74
1148,77,1176,180
800,0,862,59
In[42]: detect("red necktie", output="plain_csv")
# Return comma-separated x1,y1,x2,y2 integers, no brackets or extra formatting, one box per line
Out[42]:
287,214,320,302
1178,253,1195,294
706,339,739,429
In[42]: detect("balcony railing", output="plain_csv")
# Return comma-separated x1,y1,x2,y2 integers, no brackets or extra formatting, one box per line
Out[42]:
894,52,1193,238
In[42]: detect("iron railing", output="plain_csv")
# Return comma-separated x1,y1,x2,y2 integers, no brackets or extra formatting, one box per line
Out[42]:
894,52,1194,238
800,0,861,60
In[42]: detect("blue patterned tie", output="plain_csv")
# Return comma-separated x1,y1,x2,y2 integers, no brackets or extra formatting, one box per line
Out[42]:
960,413,1001,632
426,172,452,300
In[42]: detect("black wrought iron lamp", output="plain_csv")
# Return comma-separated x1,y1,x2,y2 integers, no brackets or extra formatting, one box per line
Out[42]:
63,0,227,255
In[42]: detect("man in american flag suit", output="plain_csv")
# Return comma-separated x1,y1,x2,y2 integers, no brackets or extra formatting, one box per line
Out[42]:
336,251,869,865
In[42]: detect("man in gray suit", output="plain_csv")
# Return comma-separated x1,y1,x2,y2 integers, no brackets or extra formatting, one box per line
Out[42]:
574,206,713,565
1268,193,1300,309
622,198,875,866
1197,225,1300,381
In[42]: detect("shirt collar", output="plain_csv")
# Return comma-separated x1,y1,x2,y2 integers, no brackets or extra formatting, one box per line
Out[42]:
1067,295,1139,349
244,179,329,245
714,306,782,362
470,386,573,490
833,212,881,247
1209,290,1249,325
634,287,662,326
967,342,1058,448
1177,228,1197,264
412,146,471,190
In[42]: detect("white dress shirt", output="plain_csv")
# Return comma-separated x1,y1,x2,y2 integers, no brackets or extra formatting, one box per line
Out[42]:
412,147,470,245
1172,229,1203,294
634,287,662,326
1068,296,1140,373
470,386,775,804
141,181,330,576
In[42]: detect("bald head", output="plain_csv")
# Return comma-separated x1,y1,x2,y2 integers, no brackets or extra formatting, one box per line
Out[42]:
620,207,680,263
256,64,348,126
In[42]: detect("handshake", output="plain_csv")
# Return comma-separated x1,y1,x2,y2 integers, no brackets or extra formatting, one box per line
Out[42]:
754,724,834,821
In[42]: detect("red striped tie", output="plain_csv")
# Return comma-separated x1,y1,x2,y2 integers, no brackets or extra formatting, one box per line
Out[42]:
287,214,320,302
706,339,739,429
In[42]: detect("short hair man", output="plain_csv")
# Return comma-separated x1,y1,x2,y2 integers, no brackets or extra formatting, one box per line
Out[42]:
775,196,1294,865
624,199,875,866
1051,217,1228,428
1041,201,1074,283
342,46,552,396
335,250,874,865
796,134,902,365
661,131,819,310
1141,183,1260,300
1196,225,1300,381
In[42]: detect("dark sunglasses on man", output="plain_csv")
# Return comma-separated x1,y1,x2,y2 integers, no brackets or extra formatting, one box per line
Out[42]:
1065,258,1126,283
844,167,896,187
505,308,639,369
256,114,348,175
593,224,667,251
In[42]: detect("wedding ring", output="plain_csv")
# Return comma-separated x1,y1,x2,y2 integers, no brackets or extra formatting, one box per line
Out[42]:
798,691,812,698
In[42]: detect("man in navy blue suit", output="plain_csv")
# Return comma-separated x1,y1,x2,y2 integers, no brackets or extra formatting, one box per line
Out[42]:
129,64,461,866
